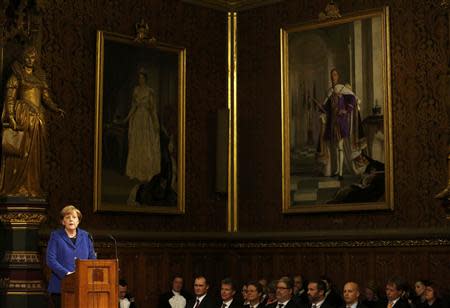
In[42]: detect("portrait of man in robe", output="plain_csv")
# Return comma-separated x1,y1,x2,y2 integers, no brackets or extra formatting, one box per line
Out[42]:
281,7,393,213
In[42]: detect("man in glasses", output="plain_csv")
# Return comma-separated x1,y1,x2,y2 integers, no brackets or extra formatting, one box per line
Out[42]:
267,276,299,308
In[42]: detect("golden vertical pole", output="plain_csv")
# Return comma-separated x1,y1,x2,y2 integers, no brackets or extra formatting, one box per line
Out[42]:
227,12,238,232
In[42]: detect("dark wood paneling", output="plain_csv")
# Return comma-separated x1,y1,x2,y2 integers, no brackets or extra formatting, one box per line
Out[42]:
63,242,449,307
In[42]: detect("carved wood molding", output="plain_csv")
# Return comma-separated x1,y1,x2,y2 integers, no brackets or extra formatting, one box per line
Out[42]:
39,228,450,249
2,251,41,264
182,0,282,11
0,205,47,227
84,238,450,249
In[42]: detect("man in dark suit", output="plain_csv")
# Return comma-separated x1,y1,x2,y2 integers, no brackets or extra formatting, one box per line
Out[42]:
266,276,298,308
293,274,309,307
159,275,193,308
220,278,243,308
384,277,410,308
321,276,343,308
187,276,217,308
340,282,367,308
307,280,335,308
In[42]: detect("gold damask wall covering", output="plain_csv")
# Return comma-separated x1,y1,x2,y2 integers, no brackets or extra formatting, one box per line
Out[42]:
238,0,450,232
32,0,450,233
37,0,228,232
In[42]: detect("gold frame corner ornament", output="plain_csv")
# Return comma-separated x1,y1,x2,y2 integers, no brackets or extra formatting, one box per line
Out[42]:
94,30,186,214
318,1,342,21
134,19,157,44
281,6,393,214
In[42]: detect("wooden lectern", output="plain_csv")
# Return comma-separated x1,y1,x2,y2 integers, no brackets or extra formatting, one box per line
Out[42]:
61,259,118,308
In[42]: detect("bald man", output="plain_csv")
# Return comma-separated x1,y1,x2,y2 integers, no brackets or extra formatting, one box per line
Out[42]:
340,282,367,308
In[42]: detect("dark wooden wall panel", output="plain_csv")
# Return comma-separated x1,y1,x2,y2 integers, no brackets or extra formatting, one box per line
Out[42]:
48,242,446,308
374,253,397,282
348,253,371,284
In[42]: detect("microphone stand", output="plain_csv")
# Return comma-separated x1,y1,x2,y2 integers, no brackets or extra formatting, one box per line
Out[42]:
108,234,120,278
88,233,97,258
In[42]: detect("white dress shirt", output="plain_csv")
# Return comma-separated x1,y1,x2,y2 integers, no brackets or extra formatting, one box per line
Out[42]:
119,297,130,308
169,291,187,308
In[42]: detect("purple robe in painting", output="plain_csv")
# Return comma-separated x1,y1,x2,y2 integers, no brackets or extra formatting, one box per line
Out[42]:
323,85,356,142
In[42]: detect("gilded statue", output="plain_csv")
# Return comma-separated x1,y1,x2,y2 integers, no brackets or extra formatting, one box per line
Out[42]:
0,46,64,198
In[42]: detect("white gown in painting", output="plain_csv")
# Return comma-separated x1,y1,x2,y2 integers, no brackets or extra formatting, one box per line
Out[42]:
125,76,160,182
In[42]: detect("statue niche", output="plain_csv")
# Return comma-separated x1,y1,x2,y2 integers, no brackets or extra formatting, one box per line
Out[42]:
0,45,64,199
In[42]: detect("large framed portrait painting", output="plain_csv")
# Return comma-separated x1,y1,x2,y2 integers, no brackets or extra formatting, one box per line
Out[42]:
281,7,393,213
94,31,185,214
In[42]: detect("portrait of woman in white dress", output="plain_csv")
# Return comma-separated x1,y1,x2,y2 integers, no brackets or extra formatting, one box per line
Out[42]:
123,69,161,182
97,37,184,212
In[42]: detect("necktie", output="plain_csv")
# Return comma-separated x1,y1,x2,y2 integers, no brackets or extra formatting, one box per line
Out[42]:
312,304,317,308
222,304,227,308
388,302,393,308
194,299,200,308
278,304,284,308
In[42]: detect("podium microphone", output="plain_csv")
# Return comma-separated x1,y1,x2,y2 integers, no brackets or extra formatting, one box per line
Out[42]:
108,234,120,276
88,232,97,258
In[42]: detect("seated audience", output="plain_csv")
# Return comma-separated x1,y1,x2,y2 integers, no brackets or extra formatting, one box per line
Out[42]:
151,275,447,308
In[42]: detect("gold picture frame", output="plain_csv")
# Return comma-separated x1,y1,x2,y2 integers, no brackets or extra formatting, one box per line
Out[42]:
94,30,186,214
281,7,393,213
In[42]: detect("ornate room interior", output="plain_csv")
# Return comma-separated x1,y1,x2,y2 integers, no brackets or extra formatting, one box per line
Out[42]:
0,0,449,307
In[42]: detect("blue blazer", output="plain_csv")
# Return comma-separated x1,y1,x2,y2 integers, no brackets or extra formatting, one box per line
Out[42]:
46,227,96,293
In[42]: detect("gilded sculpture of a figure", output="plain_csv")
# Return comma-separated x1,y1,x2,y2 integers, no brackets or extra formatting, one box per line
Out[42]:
0,46,64,198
